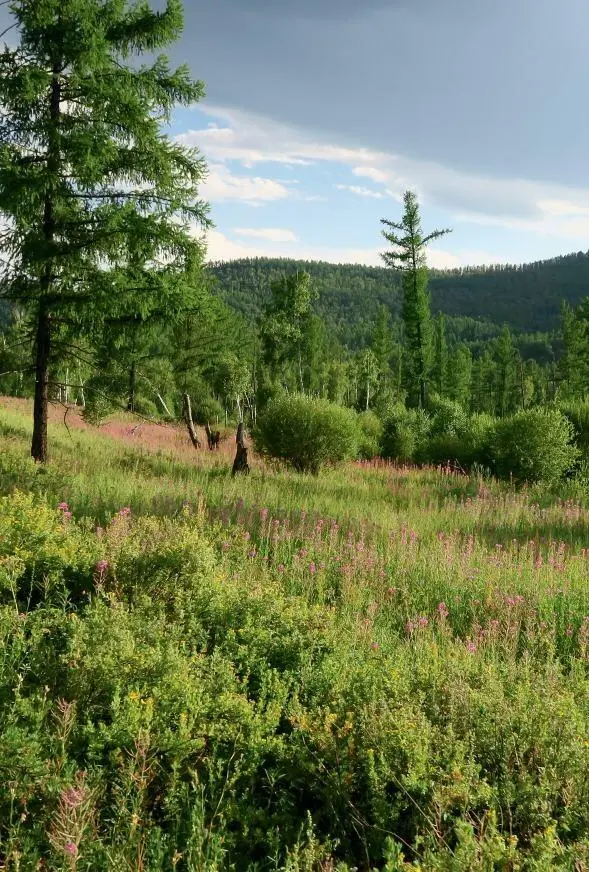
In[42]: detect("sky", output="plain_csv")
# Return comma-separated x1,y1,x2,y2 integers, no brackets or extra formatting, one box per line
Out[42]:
4,0,589,269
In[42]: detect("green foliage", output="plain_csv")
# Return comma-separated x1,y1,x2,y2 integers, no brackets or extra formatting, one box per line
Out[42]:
381,404,431,462
357,410,383,459
381,191,452,407
4,405,589,866
259,271,318,392
209,251,589,340
0,0,210,459
560,400,589,456
427,396,468,437
254,393,359,474
488,407,579,483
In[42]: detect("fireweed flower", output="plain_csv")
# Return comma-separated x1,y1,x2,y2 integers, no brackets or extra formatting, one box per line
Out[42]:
437,601,449,619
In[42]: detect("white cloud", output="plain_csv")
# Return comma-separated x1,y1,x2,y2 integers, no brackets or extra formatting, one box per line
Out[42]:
335,184,387,199
184,104,589,242
203,228,383,266
234,227,298,242
200,228,502,270
352,166,390,184
181,108,387,168
201,162,291,205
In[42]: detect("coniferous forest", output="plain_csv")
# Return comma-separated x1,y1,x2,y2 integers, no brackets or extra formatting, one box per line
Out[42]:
4,2,589,870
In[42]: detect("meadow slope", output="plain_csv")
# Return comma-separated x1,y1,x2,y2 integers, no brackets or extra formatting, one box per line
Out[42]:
2,399,589,869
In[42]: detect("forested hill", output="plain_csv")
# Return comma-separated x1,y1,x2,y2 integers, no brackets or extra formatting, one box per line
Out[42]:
207,250,589,343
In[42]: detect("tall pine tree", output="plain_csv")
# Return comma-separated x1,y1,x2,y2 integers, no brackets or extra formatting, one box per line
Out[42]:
0,0,209,461
381,191,451,408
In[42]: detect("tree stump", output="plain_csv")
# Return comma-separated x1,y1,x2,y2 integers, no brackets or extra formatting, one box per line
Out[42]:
232,422,250,476
205,422,221,450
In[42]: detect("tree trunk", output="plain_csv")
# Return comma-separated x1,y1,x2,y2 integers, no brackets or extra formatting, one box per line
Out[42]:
127,361,136,412
183,393,201,449
31,57,61,462
31,303,51,463
232,422,250,476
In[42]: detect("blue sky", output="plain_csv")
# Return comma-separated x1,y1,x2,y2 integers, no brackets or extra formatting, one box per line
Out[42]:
162,0,589,268
172,103,589,269
3,0,589,269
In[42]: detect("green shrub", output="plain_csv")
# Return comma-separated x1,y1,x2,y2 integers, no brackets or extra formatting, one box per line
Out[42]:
427,396,468,437
381,404,430,462
560,401,589,457
488,407,579,483
356,410,383,459
254,393,360,474
418,412,495,470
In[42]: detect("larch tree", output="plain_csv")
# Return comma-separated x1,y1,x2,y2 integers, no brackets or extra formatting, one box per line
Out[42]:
0,0,210,462
560,300,589,401
432,311,448,398
259,271,318,393
381,191,451,408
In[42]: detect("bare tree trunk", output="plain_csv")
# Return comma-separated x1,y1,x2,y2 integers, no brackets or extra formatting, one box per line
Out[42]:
31,302,51,463
232,422,250,476
78,369,85,409
183,393,201,449
156,392,172,417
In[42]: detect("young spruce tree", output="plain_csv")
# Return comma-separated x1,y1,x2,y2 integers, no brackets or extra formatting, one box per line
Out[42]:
0,0,209,461
381,191,451,408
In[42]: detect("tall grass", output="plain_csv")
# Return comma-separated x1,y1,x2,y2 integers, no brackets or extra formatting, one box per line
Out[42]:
3,398,589,868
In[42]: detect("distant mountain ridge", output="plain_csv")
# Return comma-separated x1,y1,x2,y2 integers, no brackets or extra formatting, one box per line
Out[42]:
207,251,589,343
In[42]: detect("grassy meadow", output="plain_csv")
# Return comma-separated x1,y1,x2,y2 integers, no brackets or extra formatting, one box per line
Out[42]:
3,398,589,869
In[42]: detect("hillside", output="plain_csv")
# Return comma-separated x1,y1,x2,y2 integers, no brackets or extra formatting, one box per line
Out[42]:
207,250,589,342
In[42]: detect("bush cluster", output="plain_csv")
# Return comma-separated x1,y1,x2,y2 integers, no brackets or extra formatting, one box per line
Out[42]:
254,393,360,474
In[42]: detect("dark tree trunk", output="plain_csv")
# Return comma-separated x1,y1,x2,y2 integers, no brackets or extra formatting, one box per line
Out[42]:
204,422,220,450
31,57,61,463
127,361,136,412
31,302,51,463
232,422,250,476
183,393,201,449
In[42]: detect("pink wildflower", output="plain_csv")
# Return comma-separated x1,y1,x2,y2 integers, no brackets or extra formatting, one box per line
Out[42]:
65,843,78,857
309,562,316,574
277,564,285,572
466,640,477,653
437,601,449,619
58,502,69,511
